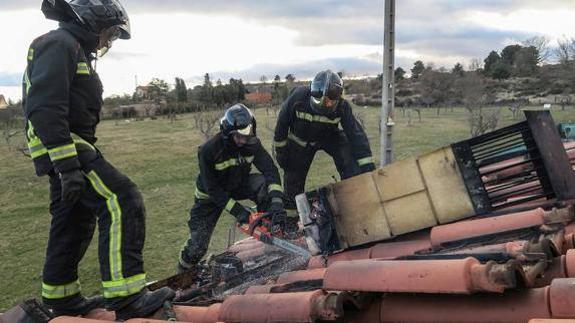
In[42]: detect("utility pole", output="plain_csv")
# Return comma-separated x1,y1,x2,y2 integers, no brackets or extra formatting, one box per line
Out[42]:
380,0,395,167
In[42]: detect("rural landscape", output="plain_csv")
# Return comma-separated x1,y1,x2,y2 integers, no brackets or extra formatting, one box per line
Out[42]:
3,0,575,321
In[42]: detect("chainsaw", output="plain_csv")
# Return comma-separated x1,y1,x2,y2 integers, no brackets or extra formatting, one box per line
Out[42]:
237,212,311,259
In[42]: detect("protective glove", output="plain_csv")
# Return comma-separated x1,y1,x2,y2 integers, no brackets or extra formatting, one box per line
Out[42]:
60,169,86,203
231,203,252,225
268,201,287,235
274,146,289,170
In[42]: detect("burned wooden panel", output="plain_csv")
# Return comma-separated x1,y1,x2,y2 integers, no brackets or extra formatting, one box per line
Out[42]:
418,147,476,224
384,191,437,235
327,172,391,248
374,157,426,202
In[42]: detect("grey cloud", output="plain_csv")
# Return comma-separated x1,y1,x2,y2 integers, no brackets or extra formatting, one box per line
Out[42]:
0,73,22,86
184,56,383,86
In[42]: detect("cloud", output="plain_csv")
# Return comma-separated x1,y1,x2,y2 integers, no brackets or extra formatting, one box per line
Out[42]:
0,73,22,87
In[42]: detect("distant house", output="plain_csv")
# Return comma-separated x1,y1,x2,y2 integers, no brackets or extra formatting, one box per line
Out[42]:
134,86,154,100
245,92,272,105
0,95,8,109
111,102,160,119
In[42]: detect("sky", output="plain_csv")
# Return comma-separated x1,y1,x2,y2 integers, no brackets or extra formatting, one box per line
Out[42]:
1,0,575,101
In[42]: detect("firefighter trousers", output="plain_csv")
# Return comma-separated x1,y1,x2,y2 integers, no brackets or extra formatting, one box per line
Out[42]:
179,174,267,267
283,131,360,209
42,148,147,306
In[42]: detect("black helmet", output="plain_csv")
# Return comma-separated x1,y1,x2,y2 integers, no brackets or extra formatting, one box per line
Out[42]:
42,0,131,39
309,70,344,116
220,103,258,143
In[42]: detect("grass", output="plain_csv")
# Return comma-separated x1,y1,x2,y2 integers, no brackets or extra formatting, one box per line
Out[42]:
1,105,575,310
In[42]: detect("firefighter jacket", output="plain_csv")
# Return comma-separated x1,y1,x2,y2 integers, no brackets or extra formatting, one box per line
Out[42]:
273,86,375,171
195,133,284,217
23,22,103,176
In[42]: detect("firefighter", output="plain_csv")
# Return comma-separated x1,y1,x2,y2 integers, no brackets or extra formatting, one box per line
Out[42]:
273,70,376,209
23,0,174,319
178,103,286,273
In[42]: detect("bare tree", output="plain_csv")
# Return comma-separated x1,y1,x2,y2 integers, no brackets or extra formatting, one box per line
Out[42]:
455,72,500,137
0,106,23,150
468,58,483,71
193,106,222,140
555,36,575,65
522,36,551,64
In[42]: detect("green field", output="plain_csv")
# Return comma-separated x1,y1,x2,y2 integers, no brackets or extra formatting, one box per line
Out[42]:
1,105,575,310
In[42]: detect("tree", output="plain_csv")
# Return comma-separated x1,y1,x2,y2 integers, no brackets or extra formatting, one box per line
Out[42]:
273,75,281,83
285,74,296,83
148,78,169,103
513,46,538,76
454,72,500,137
501,44,522,65
410,60,425,79
174,77,188,103
522,36,551,64
490,60,512,80
452,63,464,77
260,75,268,84
468,58,482,72
394,67,406,81
483,51,502,76
555,37,575,66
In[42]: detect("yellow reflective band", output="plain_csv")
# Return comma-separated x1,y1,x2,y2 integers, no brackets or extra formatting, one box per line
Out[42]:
48,143,78,161
214,156,254,171
102,273,146,299
288,132,308,147
268,184,283,193
357,156,374,166
195,187,209,200
26,121,47,159
271,197,283,204
296,111,340,124
42,280,81,299
24,67,31,96
85,171,123,281
27,48,34,61
274,140,287,148
76,62,90,75
225,199,236,213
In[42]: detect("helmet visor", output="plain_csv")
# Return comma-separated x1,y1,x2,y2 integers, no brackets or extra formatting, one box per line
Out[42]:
310,81,343,101
96,25,122,57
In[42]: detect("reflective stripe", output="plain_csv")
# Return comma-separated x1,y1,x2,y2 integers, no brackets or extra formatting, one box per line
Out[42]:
296,111,340,124
357,156,374,167
268,183,283,193
76,62,90,75
271,197,283,204
102,273,146,298
214,156,254,171
42,280,81,299
274,140,287,148
48,143,77,161
85,171,123,281
27,48,34,61
225,199,236,213
195,187,209,200
26,120,93,160
24,67,31,95
287,132,308,147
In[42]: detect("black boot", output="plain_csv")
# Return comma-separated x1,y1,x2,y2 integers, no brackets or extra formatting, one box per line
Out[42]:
43,294,105,317
111,287,175,320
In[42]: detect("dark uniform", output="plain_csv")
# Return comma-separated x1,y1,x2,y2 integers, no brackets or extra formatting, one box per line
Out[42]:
179,132,283,268
274,86,375,207
23,22,148,309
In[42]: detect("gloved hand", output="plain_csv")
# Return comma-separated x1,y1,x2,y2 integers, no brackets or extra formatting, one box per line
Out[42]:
274,146,289,170
233,204,252,225
60,169,86,203
268,201,287,235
